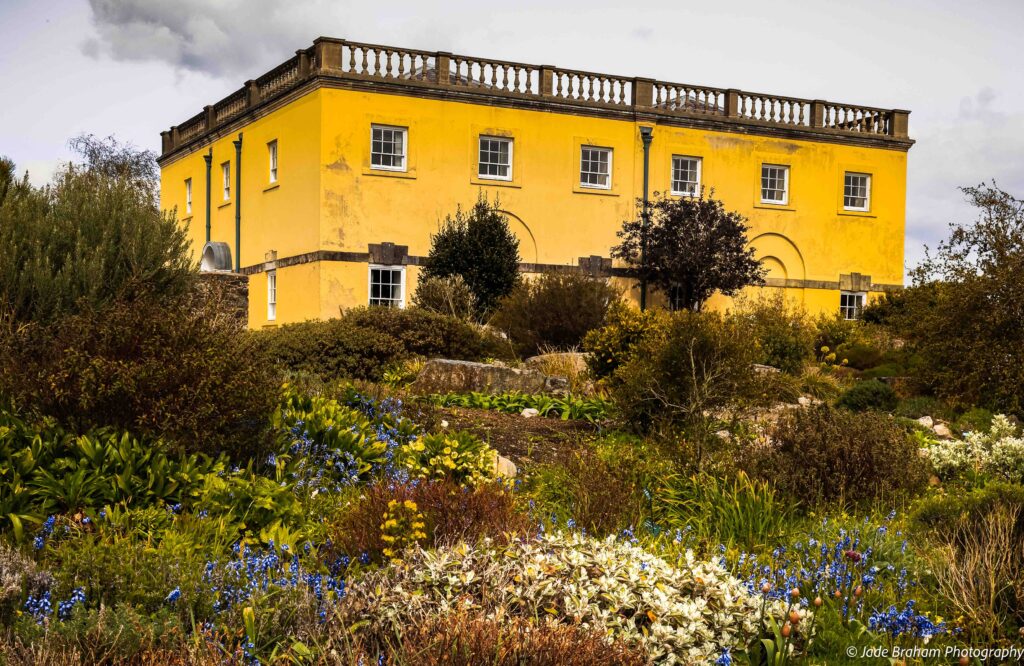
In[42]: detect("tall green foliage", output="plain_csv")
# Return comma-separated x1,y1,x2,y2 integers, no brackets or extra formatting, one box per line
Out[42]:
421,195,521,316
0,136,193,323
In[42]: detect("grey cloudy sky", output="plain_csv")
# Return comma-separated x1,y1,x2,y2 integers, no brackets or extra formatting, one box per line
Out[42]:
2,0,1022,272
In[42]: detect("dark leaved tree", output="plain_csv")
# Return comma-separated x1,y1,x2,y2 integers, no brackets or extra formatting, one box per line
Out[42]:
422,195,521,317
612,191,765,311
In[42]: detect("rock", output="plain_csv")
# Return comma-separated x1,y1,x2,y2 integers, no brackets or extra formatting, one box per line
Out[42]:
715,429,731,441
521,408,540,418
494,455,517,478
523,352,590,375
440,419,449,429
753,363,781,374
410,359,568,395
933,423,953,439
798,396,812,406
917,415,934,428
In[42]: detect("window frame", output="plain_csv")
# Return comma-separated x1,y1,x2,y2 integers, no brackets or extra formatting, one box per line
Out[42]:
268,140,278,183
367,264,406,308
670,155,702,197
369,124,408,172
760,163,790,205
840,291,866,321
477,135,513,181
221,161,231,201
843,171,871,212
267,270,277,321
579,145,613,190
184,177,192,214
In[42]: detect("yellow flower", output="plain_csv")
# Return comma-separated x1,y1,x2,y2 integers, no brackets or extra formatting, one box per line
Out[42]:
404,500,418,510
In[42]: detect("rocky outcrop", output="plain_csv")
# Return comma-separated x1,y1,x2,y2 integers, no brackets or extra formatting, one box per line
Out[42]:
410,359,568,395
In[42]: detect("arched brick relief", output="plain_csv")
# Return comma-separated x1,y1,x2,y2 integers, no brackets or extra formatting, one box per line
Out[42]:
749,233,805,282
496,209,538,266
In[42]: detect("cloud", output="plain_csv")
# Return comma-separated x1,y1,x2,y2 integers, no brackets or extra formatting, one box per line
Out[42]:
83,0,338,78
904,88,1024,270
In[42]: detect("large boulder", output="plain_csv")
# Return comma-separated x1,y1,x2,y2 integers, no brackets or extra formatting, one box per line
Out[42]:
410,359,568,395
523,352,590,375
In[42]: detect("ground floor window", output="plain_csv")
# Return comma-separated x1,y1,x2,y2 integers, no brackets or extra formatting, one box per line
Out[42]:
369,265,405,308
840,291,866,320
267,270,277,320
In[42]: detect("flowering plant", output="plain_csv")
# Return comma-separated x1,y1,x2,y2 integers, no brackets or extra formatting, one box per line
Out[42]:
926,414,1024,483
400,431,496,487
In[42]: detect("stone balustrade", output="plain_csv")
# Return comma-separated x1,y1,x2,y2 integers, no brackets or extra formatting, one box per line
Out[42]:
161,37,910,157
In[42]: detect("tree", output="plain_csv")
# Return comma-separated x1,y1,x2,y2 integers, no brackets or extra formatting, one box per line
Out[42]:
886,183,1024,414
612,191,765,311
0,135,193,323
421,195,521,317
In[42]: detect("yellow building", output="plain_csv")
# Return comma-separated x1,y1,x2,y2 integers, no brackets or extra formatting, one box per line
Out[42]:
158,37,913,328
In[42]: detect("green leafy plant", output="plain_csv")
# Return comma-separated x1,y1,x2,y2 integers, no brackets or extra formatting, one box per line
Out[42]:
425,391,611,422
837,380,899,413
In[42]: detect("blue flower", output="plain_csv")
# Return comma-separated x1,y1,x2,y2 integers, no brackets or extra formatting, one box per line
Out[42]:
165,587,182,604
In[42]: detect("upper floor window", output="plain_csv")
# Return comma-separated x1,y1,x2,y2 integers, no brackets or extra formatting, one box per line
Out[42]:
479,136,512,180
671,156,701,196
185,178,192,214
844,172,871,211
370,125,407,171
268,140,278,183
267,270,277,321
840,291,865,320
761,164,789,204
580,146,612,189
221,162,231,200
369,265,405,308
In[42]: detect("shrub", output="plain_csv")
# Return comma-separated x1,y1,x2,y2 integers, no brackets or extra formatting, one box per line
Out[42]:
924,415,1024,483
813,312,861,352
581,303,662,380
489,272,618,356
340,531,777,663
329,479,530,563
954,407,994,434
255,306,511,381
894,396,946,420
401,430,497,486
734,292,816,374
0,138,193,324
420,195,521,316
835,341,888,370
353,611,648,666
611,310,760,432
412,274,476,320
799,366,845,401
0,294,278,459
837,380,899,412
747,405,928,507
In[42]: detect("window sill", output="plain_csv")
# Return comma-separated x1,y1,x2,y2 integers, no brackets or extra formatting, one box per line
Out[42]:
264,183,281,193
753,202,795,212
362,166,416,179
573,184,619,197
262,323,279,329
837,209,876,218
470,175,520,188
217,201,232,209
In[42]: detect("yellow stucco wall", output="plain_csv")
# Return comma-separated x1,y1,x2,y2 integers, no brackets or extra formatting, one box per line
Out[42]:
161,85,907,327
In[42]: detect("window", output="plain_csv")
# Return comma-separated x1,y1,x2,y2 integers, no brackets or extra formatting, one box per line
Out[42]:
267,270,277,321
840,291,866,320
844,172,871,211
668,285,686,312
761,164,789,204
580,146,612,189
370,125,407,171
369,265,405,308
221,162,231,200
268,140,278,183
185,178,192,214
671,156,701,196
478,136,512,180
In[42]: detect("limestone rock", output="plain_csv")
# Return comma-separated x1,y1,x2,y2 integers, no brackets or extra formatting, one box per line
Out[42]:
410,359,568,395
494,455,517,478
933,422,953,439
521,408,540,418
753,364,781,375
798,396,812,406
917,415,934,429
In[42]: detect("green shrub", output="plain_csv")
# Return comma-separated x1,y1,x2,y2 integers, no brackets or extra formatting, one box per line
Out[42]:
813,312,861,352
835,341,887,370
256,306,511,381
911,482,1024,538
420,195,521,316
412,274,476,320
0,295,278,459
581,303,662,380
425,391,611,422
746,405,928,507
836,380,899,412
733,292,816,374
611,310,759,432
401,431,497,487
894,396,947,420
954,407,995,434
0,138,193,325
490,272,618,357
799,367,845,401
